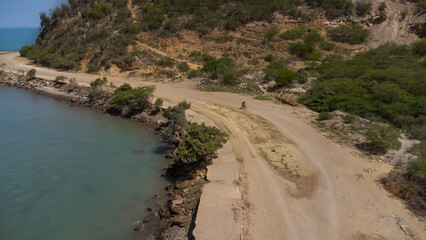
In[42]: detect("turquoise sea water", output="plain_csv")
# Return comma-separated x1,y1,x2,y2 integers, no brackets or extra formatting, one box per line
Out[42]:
0,86,171,239
0,28,39,51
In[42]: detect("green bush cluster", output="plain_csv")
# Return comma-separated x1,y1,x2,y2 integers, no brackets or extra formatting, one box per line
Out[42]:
263,62,297,85
177,62,190,72
366,123,401,154
162,102,190,143
300,42,426,140
355,2,372,16
88,2,114,19
318,111,334,120
176,123,229,163
202,58,240,85
157,57,175,68
264,26,280,42
327,23,370,44
289,31,323,60
108,84,155,116
280,25,307,40
305,0,354,19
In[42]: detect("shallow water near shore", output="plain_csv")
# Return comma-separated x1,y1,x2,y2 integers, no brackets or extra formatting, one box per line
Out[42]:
0,86,171,239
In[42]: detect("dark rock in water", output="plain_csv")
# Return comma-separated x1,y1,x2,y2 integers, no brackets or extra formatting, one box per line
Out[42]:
171,216,185,227
160,210,171,219
154,194,160,198
134,223,143,231
147,207,153,212
134,149,144,153
143,211,156,223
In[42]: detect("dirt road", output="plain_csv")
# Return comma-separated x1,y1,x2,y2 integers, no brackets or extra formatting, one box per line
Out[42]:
1,52,425,240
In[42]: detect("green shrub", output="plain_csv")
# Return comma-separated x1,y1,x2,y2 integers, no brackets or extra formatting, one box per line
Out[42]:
157,57,175,68
280,25,307,40
411,40,426,56
276,68,297,85
264,26,280,42
264,54,275,62
88,77,111,102
222,73,240,86
20,46,33,57
87,63,101,73
342,114,356,124
162,105,189,142
327,24,370,44
108,85,155,115
88,2,113,19
123,55,135,65
305,0,354,19
90,77,108,88
366,123,401,153
263,62,297,85
355,2,372,16
115,7,131,23
289,42,322,60
319,41,336,51
187,69,199,78
416,0,426,10
178,100,191,110
177,61,190,72
163,19,180,33
53,75,67,86
407,141,426,161
288,31,323,60
121,23,139,34
26,69,36,79
202,57,235,81
318,111,334,120
176,123,229,163
155,98,163,108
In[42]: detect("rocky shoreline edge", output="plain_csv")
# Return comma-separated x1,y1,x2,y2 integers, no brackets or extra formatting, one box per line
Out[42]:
0,70,209,240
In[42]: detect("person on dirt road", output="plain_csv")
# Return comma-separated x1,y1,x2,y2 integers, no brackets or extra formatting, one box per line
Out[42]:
241,101,247,109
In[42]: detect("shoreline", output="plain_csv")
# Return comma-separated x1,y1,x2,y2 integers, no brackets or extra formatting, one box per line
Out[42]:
0,71,209,239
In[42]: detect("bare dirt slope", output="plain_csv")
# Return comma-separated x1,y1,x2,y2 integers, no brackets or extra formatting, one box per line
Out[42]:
1,52,425,240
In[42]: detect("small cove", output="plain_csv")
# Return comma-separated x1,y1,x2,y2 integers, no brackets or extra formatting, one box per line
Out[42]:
0,85,171,239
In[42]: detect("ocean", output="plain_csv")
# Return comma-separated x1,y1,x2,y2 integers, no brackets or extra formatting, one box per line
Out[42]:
0,28,39,52
0,86,171,239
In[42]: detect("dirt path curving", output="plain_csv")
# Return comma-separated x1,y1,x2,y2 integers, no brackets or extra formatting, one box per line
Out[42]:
1,52,425,240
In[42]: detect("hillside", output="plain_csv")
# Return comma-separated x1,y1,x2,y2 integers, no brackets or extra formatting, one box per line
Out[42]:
19,0,424,77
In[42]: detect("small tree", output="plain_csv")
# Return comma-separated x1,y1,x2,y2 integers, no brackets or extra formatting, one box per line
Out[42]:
162,105,189,143
26,69,36,80
327,24,370,44
177,62,190,73
155,98,164,108
108,85,155,116
366,123,401,154
176,123,229,163
355,2,372,16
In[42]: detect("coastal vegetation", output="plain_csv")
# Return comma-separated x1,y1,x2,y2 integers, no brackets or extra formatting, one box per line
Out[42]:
301,41,426,141
176,123,229,164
